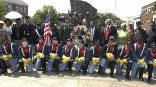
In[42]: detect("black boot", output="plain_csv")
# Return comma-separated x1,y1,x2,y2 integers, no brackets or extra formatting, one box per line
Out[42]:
125,62,132,80
83,60,90,75
98,65,103,75
0,59,7,74
139,67,145,81
110,60,116,78
54,59,60,74
41,58,47,73
147,64,153,82
0,67,7,74
67,61,73,73
82,64,87,75
18,61,25,73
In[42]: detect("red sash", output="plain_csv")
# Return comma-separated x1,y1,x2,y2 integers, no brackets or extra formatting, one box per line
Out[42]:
77,47,86,57
151,49,156,58
136,42,143,50
37,43,44,51
104,27,110,40
79,47,85,54
22,46,29,54
109,45,113,52
66,45,73,53
124,45,131,56
95,46,101,53
3,42,9,54
51,44,58,52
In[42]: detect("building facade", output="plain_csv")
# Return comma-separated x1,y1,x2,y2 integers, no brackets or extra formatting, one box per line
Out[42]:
140,1,156,30
5,0,28,17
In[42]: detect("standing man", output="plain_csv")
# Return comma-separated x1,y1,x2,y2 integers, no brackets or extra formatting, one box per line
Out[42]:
89,21,101,46
60,18,72,45
0,20,7,50
51,24,60,41
22,16,34,44
147,21,156,47
134,21,148,44
32,23,44,45
101,19,118,46
127,24,135,44
11,18,24,47
4,18,12,42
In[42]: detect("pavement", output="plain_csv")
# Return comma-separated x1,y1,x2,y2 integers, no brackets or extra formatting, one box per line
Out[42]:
0,67,156,87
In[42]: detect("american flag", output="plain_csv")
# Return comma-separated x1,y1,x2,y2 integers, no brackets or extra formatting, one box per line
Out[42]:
44,15,51,45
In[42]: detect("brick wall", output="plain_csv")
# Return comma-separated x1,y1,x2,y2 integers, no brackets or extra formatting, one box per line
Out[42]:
140,2,155,30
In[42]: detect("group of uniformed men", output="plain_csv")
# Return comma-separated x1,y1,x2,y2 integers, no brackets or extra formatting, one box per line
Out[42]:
0,15,156,83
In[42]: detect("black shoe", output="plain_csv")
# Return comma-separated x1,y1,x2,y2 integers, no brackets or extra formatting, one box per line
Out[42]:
110,74,114,78
103,72,106,76
42,71,47,74
83,71,87,75
21,70,25,73
0,70,7,74
36,69,42,71
139,77,144,81
54,70,59,74
125,75,131,80
68,69,72,73
98,71,102,75
147,78,151,82
98,72,105,76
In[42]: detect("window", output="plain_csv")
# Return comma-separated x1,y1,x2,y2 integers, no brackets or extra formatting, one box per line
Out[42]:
24,7,27,14
145,9,148,14
8,4,12,12
144,20,146,24
148,8,151,13
141,20,144,24
142,10,144,14
151,18,153,22
20,6,23,13
151,7,154,13
16,5,19,12
154,18,156,22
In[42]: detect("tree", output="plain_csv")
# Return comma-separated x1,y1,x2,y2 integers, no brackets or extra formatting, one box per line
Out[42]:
154,1,156,11
0,0,7,20
31,5,59,24
98,12,123,28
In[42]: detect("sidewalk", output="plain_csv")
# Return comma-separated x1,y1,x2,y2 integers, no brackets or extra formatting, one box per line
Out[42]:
0,70,156,87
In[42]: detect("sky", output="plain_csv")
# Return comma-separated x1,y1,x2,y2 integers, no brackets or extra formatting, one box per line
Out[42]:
23,0,156,20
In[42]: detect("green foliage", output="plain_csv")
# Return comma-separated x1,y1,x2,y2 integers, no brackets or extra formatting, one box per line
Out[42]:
154,1,156,11
98,12,123,28
31,5,59,24
0,0,7,20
